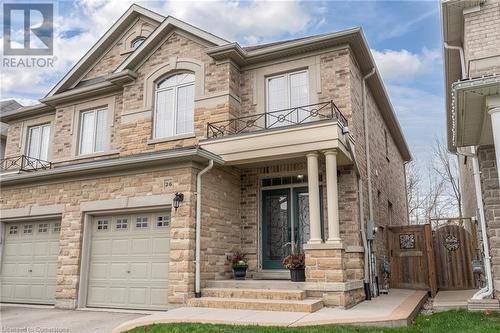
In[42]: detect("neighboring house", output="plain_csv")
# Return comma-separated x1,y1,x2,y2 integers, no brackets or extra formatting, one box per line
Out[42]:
0,5,410,311
442,0,500,304
0,99,22,160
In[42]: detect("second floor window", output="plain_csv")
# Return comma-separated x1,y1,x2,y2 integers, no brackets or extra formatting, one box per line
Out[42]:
154,73,195,139
79,107,107,155
27,123,51,161
266,70,309,128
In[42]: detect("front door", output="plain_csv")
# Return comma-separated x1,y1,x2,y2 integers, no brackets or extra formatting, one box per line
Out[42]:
261,187,312,269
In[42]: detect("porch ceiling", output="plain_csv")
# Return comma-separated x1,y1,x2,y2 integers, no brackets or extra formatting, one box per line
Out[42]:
452,77,500,147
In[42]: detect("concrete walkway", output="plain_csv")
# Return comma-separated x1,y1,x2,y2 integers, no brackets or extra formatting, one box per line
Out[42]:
113,289,427,332
432,289,477,312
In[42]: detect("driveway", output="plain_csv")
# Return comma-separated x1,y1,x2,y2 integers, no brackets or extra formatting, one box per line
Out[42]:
0,305,146,333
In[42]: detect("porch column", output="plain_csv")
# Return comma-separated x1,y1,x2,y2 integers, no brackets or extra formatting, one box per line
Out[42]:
324,150,341,244
307,152,322,244
488,106,500,188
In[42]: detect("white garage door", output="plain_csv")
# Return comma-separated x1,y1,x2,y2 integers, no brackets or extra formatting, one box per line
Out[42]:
87,212,171,310
0,220,60,304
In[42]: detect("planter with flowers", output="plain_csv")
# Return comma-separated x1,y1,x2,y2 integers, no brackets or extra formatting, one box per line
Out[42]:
283,252,306,282
229,251,248,280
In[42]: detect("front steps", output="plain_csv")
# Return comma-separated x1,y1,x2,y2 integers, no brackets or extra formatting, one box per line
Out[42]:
188,284,323,312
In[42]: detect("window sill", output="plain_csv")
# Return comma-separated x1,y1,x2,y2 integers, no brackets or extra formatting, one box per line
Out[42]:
147,133,196,145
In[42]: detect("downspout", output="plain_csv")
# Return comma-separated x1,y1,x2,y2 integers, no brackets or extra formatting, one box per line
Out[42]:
195,159,214,298
345,137,370,300
470,148,493,299
362,67,376,297
444,43,467,79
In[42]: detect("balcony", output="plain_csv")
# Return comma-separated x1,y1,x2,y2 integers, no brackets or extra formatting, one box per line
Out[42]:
206,101,348,139
200,101,353,166
1,155,52,173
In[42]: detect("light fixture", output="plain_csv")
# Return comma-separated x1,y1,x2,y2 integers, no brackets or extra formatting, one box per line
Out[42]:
297,174,304,180
173,192,184,210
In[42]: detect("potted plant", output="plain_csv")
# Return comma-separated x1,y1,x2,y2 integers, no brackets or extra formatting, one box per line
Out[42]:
229,251,248,280
283,252,306,282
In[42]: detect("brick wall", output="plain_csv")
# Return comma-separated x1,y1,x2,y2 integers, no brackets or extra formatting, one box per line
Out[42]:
463,0,500,68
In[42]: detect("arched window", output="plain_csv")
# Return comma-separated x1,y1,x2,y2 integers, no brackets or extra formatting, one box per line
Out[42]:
154,73,195,138
131,36,146,49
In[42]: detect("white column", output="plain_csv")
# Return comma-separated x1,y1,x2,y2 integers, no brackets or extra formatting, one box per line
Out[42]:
488,107,500,188
324,150,341,244
307,152,322,244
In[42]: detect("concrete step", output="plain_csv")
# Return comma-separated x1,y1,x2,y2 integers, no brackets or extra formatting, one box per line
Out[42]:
187,297,323,312
468,299,500,311
203,288,306,300
253,271,290,280
206,280,304,290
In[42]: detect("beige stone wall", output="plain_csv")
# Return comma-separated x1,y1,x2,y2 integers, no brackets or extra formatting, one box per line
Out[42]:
0,164,197,307
200,166,242,282
478,146,500,296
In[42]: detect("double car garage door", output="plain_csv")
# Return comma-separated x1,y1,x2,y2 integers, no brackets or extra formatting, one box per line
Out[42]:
0,212,171,310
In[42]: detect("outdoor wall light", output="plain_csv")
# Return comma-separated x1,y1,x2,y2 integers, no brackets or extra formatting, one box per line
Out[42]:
173,192,184,210
297,174,304,180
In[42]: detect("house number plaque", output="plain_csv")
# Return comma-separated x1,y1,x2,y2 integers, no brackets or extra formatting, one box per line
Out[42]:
164,177,174,189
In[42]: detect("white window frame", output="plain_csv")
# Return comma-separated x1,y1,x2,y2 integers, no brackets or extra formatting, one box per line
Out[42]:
53,222,61,233
9,225,18,235
116,218,128,230
24,224,33,234
154,73,195,139
265,69,310,128
79,107,108,155
38,223,49,233
26,123,51,161
136,216,149,229
156,215,170,228
96,219,109,231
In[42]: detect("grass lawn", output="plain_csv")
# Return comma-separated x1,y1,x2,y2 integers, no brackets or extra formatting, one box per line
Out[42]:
126,310,500,333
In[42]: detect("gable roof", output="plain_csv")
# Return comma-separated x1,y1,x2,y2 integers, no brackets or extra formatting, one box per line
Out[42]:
115,16,229,72
46,4,164,97
0,99,23,115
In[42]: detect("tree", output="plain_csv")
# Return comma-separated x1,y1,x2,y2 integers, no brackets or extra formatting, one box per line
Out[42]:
432,138,463,222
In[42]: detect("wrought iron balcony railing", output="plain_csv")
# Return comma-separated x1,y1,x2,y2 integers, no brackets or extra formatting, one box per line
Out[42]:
206,101,348,139
1,155,52,173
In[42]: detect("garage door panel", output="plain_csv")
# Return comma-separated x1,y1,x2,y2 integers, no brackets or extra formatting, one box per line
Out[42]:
34,242,49,255
47,262,58,276
152,238,170,254
30,285,46,299
151,288,168,306
87,212,170,310
31,263,47,277
89,263,108,279
128,287,147,305
111,239,130,255
131,238,151,255
110,263,128,278
151,263,169,279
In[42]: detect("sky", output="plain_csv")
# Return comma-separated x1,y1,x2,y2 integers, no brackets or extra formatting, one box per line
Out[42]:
0,0,445,169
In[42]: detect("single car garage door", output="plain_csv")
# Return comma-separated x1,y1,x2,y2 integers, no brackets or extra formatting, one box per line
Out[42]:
0,220,60,304
87,212,171,310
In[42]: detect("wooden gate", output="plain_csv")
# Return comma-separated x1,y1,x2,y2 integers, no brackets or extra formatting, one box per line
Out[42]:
388,224,437,296
433,224,478,290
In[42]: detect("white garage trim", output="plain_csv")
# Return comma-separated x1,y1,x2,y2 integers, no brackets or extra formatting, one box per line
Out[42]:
78,206,171,310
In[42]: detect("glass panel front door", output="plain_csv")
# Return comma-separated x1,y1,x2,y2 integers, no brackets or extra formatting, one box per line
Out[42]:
262,189,291,269
261,187,316,269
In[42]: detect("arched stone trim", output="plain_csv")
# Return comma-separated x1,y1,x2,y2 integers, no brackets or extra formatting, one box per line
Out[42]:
142,57,205,111
121,21,154,55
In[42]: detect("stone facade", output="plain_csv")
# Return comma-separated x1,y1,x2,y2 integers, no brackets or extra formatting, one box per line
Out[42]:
0,7,410,310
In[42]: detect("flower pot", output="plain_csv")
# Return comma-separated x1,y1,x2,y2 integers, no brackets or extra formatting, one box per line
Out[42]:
290,268,305,282
233,266,248,280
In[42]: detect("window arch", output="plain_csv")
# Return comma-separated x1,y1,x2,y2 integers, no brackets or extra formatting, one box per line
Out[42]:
131,36,146,49
154,72,195,138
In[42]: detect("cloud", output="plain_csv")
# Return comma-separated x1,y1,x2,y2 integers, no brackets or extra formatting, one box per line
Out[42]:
163,0,316,45
372,48,441,82
379,9,438,40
